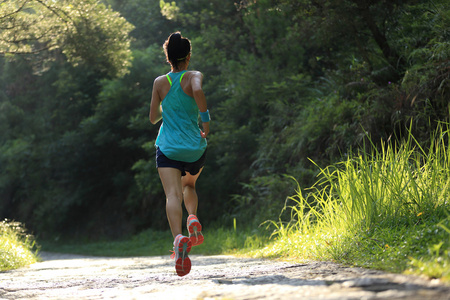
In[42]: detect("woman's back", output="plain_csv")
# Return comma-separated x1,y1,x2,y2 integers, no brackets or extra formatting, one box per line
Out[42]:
155,71,207,162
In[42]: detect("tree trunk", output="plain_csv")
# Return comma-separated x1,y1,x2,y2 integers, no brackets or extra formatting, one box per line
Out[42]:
354,1,404,71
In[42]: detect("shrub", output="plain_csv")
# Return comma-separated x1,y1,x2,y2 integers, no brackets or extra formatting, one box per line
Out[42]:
0,219,38,271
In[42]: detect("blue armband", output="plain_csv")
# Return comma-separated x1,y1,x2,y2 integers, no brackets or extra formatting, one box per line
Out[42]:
200,110,210,122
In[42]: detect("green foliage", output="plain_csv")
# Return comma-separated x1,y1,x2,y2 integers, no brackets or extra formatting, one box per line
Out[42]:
61,1,135,78
0,0,449,253
0,220,38,271
259,127,450,280
391,0,450,139
41,226,269,257
42,229,174,257
0,0,134,77
106,0,173,49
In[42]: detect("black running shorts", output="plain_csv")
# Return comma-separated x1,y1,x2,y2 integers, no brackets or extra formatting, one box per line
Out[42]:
156,147,206,176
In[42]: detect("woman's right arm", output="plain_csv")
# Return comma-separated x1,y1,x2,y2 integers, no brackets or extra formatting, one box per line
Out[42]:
191,72,209,138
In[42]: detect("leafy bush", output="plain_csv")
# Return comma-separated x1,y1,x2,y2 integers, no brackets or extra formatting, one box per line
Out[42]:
0,220,38,271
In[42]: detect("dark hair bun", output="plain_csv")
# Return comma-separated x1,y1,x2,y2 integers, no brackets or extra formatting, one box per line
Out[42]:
169,33,182,46
164,32,191,69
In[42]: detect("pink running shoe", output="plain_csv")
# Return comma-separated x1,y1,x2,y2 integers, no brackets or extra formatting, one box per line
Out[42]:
170,235,192,276
187,214,204,246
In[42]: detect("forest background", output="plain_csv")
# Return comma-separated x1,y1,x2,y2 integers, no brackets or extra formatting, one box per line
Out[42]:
0,0,449,242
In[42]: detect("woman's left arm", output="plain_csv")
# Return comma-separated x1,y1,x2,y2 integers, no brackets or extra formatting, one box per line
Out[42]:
149,78,162,124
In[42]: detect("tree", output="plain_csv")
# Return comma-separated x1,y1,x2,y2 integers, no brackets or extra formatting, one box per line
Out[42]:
0,0,134,77
1,0,447,238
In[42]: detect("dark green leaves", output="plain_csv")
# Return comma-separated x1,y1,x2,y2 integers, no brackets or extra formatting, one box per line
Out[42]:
0,0,134,77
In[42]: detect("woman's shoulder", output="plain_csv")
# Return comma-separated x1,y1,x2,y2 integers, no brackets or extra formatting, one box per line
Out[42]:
153,74,171,89
154,74,169,82
185,71,203,86
186,70,203,78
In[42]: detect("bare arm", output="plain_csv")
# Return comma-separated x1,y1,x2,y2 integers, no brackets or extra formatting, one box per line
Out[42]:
149,78,162,124
191,72,207,112
190,72,209,138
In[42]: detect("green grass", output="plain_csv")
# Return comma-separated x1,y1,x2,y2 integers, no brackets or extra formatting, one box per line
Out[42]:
252,125,450,281
40,226,269,257
0,219,38,271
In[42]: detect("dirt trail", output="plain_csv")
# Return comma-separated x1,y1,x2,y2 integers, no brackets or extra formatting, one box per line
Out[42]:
0,252,449,299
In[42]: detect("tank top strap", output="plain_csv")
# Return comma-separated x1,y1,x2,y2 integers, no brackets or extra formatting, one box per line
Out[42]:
166,74,172,86
179,72,186,84
167,71,187,87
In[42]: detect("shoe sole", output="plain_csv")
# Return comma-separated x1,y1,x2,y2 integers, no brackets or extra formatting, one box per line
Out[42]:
188,219,204,246
174,236,192,276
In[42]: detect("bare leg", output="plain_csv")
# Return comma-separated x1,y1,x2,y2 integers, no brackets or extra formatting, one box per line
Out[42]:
158,167,183,238
182,168,203,215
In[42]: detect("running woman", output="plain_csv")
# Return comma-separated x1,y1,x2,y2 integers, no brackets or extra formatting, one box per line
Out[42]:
149,32,209,277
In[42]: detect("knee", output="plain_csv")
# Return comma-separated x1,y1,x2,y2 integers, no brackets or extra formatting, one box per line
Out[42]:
166,192,183,204
183,182,196,190
182,173,198,190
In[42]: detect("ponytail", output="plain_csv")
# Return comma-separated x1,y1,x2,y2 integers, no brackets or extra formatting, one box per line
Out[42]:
163,32,191,69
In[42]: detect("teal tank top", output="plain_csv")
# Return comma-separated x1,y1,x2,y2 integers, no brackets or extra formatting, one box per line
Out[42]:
155,71,207,162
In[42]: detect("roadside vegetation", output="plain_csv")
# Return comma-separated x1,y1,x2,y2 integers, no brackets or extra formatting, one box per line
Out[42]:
41,128,449,282
254,127,450,281
0,220,38,271
41,226,268,258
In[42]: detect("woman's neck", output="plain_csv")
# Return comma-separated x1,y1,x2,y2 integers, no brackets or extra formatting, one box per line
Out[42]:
171,62,188,73
172,67,187,73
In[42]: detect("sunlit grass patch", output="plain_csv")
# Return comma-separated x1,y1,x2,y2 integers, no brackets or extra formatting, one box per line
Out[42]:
256,125,450,281
0,219,38,271
199,226,269,255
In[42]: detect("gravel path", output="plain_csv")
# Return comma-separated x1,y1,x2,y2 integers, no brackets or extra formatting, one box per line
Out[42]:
0,252,449,299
